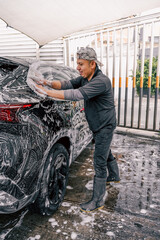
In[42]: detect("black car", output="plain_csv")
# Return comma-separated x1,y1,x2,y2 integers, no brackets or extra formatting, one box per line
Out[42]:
0,57,92,215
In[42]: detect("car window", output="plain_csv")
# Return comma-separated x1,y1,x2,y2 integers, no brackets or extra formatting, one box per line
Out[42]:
28,61,79,82
26,61,79,101
0,58,30,89
0,58,79,104
0,58,42,103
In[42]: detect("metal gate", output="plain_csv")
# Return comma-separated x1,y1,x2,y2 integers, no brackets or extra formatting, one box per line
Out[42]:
64,12,160,132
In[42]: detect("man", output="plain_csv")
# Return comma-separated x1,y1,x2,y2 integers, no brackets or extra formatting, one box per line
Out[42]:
31,47,120,212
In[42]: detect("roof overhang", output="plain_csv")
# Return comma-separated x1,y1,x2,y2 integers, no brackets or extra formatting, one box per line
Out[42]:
0,0,160,46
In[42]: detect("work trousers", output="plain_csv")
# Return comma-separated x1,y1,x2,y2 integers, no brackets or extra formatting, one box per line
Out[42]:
93,125,115,178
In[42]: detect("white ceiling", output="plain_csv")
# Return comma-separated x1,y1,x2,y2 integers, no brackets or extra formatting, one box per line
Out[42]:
0,0,160,46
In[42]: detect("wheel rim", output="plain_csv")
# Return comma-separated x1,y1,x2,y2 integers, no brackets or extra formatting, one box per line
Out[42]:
48,152,68,204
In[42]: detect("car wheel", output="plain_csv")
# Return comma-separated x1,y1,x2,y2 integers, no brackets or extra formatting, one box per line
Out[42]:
33,143,69,215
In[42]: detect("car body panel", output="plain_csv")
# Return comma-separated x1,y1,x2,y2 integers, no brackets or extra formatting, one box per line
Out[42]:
0,57,92,214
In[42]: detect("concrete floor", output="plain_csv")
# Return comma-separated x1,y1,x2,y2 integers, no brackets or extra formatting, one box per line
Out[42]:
0,132,160,240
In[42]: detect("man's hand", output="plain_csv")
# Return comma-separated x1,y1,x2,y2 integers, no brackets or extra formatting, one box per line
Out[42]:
34,84,65,100
30,75,52,87
30,75,62,90
34,84,48,96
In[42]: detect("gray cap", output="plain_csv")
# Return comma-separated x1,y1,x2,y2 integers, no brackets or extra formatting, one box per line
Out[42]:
77,47,103,67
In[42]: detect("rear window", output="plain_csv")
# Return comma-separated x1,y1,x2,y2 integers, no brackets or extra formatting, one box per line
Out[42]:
0,62,28,89
0,58,41,103
27,61,79,99
0,58,79,104
28,61,79,82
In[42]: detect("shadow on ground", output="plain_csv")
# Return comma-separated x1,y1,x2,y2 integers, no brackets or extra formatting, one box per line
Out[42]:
0,133,160,240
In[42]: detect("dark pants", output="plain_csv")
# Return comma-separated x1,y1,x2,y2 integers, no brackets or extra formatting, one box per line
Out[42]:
93,125,115,178
107,149,115,162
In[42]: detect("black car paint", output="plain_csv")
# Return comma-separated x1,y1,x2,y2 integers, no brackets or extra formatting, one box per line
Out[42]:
0,57,92,214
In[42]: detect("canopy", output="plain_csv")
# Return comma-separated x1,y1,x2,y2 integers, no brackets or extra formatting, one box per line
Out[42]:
0,0,159,46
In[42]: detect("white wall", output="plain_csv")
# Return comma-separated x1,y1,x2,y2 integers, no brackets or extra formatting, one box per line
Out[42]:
0,19,64,64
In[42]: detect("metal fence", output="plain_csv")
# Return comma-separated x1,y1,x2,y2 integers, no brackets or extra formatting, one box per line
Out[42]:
64,13,160,132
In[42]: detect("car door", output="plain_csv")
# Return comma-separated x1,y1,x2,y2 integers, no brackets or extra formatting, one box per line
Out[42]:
70,100,92,160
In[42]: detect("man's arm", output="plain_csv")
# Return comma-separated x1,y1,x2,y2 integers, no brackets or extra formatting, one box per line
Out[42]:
49,80,62,89
30,75,62,89
34,84,84,101
36,78,62,90
35,84,64,99
31,76,73,90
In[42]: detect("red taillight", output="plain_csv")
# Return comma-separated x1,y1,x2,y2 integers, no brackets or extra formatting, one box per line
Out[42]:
80,108,84,112
0,104,32,123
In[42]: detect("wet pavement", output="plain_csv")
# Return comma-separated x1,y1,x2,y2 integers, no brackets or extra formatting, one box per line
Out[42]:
0,132,160,240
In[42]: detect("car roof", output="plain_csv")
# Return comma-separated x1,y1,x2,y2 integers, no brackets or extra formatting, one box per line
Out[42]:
0,56,34,67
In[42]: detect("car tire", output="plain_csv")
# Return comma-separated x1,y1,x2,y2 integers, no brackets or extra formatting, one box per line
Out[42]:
32,143,69,215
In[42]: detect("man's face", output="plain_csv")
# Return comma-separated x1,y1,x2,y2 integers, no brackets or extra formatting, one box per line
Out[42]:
76,59,96,80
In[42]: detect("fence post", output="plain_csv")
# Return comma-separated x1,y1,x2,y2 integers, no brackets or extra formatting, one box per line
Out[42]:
145,22,154,129
118,28,123,125
36,43,40,59
112,30,116,97
131,25,138,128
124,27,130,126
153,27,160,130
138,24,146,129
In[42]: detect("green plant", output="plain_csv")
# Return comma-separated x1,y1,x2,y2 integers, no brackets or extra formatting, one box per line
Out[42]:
135,57,160,96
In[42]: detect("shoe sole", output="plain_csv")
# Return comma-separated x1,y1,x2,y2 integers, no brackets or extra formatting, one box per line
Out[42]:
106,180,120,184
80,205,104,213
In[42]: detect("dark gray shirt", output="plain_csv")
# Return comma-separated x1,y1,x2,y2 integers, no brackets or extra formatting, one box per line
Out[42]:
62,67,116,132
62,81,84,101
